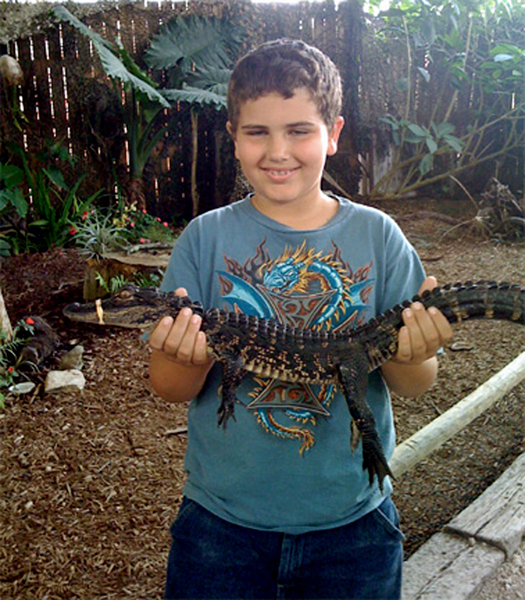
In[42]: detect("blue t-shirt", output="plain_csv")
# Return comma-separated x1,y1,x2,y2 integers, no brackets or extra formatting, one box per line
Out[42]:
161,195,426,534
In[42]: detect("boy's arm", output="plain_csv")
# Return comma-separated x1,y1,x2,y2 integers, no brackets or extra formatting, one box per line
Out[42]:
381,276,453,398
148,288,215,403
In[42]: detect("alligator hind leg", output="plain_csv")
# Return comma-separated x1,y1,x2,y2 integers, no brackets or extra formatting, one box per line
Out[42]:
217,355,244,429
337,346,394,492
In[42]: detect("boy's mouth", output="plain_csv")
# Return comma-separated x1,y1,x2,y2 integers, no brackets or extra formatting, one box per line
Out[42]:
262,167,299,179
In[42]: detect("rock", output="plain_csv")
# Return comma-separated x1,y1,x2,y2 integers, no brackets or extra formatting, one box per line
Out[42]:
45,369,85,394
59,345,84,370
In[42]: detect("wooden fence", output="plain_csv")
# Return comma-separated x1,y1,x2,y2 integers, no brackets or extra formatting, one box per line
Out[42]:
0,0,363,223
1,0,524,223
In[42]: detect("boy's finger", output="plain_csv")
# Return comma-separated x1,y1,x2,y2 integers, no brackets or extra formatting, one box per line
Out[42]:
395,325,412,362
174,313,203,362
192,331,210,365
148,316,174,351
428,307,454,343
410,303,440,353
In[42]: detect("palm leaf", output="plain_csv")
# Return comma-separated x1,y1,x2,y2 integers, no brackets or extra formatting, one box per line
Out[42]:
52,6,169,107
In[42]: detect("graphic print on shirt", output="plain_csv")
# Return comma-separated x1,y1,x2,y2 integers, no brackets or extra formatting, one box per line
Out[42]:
218,240,374,454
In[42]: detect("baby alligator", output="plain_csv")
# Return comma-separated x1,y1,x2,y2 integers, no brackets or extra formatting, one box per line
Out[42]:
64,281,524,491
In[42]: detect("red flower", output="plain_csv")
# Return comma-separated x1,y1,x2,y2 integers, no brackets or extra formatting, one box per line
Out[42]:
162,222,169,227
142,209,147,214
69,226,78,235
81,211,89,221
129,222,135,228
25,317,35,325
7,366,14,373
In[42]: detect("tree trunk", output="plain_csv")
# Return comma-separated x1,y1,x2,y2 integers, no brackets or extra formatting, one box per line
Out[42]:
127,177,146,212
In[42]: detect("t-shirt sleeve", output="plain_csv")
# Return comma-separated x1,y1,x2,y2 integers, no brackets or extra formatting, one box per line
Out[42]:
378,216,427,313
160,220,204,303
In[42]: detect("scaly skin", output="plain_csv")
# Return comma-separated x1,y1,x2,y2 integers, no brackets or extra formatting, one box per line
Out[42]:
64,280,524,490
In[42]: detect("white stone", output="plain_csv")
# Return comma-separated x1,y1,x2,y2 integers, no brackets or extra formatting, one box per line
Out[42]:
45,369,85,394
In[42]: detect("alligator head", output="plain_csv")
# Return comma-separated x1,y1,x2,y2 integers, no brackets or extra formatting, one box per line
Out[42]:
63,285,196,331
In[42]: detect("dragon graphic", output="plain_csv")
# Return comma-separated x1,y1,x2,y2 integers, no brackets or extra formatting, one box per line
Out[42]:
218,240,374,453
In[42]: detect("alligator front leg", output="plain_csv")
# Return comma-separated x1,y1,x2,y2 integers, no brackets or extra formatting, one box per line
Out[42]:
337,346,394,492
217,355,245,429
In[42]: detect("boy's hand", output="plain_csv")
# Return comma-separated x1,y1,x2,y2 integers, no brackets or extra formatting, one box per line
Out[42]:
148,288,212,368
392,276,453,365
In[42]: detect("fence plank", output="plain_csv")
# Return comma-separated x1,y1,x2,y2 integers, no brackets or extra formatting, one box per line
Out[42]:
390,351,525,479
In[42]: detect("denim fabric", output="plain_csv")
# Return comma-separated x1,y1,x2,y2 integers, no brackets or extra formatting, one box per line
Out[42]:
165,496,403,600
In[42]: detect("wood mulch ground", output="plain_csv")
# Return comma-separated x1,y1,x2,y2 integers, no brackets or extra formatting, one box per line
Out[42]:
0,198,524,598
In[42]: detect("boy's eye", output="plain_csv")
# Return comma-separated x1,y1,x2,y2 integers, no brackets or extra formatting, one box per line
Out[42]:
244,129,267,136
290,129,309,136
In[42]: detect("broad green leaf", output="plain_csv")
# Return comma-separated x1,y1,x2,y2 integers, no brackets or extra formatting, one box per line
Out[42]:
419,153,434,175
443,135,463,153
53,6,169,108
433,122,456,137
425,137,438,154
52,6,112,51
417,67,430,83
379,116,400,130
407,124,429,137
421,17,436,47
494,54,514,62
0,164,24,189
11,188,28,218
162,86,227,110
44,167,67,189
186,68,232,97
395,77,410,92
145,15,242,73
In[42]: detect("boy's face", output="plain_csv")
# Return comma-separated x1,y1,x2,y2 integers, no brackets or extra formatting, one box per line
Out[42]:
227,88,344,215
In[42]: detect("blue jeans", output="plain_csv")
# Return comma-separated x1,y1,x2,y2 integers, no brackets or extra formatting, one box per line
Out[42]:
165,496,403,599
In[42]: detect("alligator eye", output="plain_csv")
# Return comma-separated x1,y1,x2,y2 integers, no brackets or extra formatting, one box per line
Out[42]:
118,289,132,300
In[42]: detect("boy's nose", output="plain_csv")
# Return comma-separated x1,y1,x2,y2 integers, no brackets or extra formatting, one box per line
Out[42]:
266,135,290,161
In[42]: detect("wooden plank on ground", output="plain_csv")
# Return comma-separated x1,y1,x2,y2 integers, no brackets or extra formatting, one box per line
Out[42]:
403,532,505,599
444,452,525,558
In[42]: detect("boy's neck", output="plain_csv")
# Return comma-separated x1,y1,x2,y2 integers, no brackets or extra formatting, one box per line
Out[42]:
250,192,339,230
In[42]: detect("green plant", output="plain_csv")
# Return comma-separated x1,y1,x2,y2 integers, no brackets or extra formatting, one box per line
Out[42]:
132,269,164,288
118,207,176,245
74,209,127,259
52,5,170,210
95,272,128,294
364,0,525,198
1,141,103,253
0,161,28,218
0,317,36,409
0,161,27,256
95,268,164,295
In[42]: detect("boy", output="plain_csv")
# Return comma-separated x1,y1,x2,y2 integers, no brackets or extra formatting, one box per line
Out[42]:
149,39,453,599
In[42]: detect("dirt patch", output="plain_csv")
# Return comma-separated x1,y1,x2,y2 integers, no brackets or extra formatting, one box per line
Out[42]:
0,199,524,598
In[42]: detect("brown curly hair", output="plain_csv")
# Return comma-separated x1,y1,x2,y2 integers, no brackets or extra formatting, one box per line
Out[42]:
227,39,343,131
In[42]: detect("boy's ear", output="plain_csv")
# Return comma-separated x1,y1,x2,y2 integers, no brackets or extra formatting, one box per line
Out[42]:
226,121,236,139
327,116,345,156
226,121,239,159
